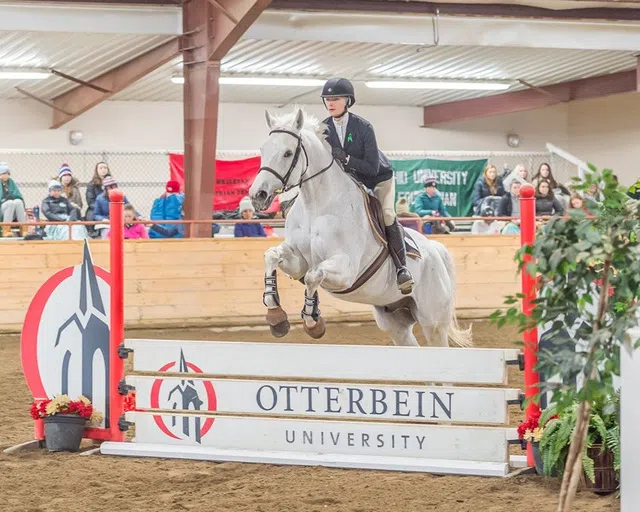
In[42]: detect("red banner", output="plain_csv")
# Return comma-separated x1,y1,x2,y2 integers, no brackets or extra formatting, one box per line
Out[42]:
168,153,279,212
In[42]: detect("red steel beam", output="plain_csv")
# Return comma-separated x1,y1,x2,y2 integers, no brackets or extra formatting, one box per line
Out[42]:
422,70,638,126
269,0,640,22
51,38,180,129
182,0,271,238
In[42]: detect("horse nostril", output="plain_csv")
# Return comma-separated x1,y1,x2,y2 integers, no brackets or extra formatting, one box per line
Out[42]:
256,190,268,201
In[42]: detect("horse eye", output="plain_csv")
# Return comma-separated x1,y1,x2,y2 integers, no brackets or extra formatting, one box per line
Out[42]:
284,150,293,158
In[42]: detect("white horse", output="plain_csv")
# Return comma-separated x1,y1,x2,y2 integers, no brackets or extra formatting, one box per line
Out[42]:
249,108,472,348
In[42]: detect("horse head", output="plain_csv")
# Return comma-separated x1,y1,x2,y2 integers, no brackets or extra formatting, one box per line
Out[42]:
250,108,327,211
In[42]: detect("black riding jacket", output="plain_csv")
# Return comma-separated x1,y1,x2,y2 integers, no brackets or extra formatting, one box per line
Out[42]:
324,113,393,190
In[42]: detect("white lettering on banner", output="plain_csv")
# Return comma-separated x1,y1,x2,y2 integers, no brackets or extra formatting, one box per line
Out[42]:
396,171,408,185
441,192,458,207
411,169,470,186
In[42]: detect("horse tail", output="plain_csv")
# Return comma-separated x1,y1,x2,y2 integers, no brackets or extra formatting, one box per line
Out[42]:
436,243,474,348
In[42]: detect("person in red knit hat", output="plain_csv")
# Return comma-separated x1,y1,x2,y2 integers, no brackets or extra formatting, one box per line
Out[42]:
149,180,185,238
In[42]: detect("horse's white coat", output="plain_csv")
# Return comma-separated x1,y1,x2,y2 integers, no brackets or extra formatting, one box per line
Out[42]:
249,108,472,348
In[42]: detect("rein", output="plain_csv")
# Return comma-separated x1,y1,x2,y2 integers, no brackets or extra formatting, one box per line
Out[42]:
258,128,335,194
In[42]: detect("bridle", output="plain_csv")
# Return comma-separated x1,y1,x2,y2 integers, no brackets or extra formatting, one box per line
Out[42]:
258,128,335,194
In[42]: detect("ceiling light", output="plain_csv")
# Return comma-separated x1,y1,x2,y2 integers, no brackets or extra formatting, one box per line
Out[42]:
0,70,50,80
365,80,512,91
171,75,324,87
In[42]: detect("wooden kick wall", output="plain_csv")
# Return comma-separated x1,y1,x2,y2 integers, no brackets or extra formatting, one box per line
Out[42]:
0,236,521,333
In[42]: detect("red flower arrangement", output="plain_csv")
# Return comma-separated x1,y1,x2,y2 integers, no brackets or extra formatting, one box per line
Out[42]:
30,395,100,422
124,391,138,412
517,409,558,443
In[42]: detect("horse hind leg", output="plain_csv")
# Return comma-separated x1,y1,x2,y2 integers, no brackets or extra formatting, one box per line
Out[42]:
373,305,419,347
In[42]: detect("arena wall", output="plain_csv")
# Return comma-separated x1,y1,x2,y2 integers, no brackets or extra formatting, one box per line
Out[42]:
0,235,520,333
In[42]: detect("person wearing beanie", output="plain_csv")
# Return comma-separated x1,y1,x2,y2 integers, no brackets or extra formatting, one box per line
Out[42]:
57,163,83,214
0,162,27,237
86,161,111,237
234,196,266,238
93,175,134,221
148,180,185,239
41,180,88,240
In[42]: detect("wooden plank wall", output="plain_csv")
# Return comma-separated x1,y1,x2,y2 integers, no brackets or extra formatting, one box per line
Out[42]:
0,235,521,333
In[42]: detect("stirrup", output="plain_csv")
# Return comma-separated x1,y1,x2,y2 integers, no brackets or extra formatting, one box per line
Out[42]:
397,268,414,295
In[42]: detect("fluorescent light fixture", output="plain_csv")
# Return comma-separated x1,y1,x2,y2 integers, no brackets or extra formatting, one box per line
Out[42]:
170,75,324,87
365,80,512,91
0,70,50,80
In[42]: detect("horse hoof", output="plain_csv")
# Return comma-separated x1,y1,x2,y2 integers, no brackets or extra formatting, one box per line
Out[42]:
266,307,290,338
270,320,291,338
304,316,326,339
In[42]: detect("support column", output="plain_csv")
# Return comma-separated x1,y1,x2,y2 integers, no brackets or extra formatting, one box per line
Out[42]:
183,0,219,238
182,0,272,238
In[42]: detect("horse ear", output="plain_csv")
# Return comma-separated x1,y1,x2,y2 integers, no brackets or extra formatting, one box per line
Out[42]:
265,109,274,129
294,109,304,131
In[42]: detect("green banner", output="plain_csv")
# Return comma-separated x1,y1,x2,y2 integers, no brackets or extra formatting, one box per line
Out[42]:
391,158,488,217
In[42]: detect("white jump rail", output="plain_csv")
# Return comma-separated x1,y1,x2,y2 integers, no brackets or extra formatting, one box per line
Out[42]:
101,340,524,477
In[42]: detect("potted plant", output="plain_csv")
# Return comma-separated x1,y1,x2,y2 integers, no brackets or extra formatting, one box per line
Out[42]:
30,394,102,452
539,392,619,493
490,167,638,511
517,408,558,476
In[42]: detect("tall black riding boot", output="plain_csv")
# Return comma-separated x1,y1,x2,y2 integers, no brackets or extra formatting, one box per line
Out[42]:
385,219,414,295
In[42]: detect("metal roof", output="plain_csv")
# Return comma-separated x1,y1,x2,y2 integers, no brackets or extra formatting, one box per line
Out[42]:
0,30,636,106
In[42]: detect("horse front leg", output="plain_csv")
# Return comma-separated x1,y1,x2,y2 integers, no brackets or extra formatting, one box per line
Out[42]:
302,254,353,339
263,243,308,338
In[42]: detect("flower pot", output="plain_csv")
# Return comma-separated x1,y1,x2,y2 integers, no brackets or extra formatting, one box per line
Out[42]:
43,414,87,452
531,441,544,475
583,444,618,495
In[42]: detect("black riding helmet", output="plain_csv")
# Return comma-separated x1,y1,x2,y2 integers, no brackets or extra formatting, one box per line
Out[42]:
321,77,356,108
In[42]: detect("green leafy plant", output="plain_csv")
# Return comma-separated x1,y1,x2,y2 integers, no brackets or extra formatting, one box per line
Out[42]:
490,166,638,511
539,391,620,483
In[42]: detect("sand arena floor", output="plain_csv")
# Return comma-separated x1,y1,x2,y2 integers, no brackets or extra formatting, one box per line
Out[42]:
0,320,619,512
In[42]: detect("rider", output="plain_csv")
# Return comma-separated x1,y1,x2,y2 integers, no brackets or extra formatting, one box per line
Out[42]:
321,77,414,295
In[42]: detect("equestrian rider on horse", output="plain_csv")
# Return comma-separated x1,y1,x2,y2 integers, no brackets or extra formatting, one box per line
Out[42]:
321,77,414,295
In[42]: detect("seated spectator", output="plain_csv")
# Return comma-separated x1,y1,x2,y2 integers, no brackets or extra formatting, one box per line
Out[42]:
234,197,266,238
86,161,110,237
532,162,570,196
498,179,523,218
569,192,592,215
149,180,184,239
396,197,421,232
107,204,148,240
41,180,88,241
94,176,135,221
471,204,502,235
473,165,505,215
535,179,565,217
413,179,455,234
502,164,529,191
57,164,83,216
0,162,27,237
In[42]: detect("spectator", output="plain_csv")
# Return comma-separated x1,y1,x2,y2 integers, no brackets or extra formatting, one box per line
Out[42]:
503,164,529,191
413,179,455,234
585,183,602,204
149,180,185,239
234,197,266,238
471,204,502,235
86,162,110,236
94,176,133,221
569,192,592,215
396,197,421,232
531,162,569,195
473,164,505,214
535,179,565,217
0,162,27,238
107,204,148,240
57,163,83,216
497,179,523,218
41,180,88,240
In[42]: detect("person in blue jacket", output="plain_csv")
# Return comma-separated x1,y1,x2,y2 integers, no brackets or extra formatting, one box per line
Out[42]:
412,178,455,234
234,197,266,238
93,175,133,220
149,180,185,238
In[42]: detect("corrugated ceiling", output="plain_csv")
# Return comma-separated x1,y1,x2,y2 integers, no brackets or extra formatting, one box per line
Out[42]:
0,31,636,106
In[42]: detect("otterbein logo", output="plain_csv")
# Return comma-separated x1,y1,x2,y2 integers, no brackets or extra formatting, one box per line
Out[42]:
150,350,217,443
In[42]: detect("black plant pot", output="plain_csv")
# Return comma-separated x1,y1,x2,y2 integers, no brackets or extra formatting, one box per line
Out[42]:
43,414,87,452
531,441,544,475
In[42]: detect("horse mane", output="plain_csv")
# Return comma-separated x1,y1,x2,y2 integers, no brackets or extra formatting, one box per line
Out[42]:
269,107,332,154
